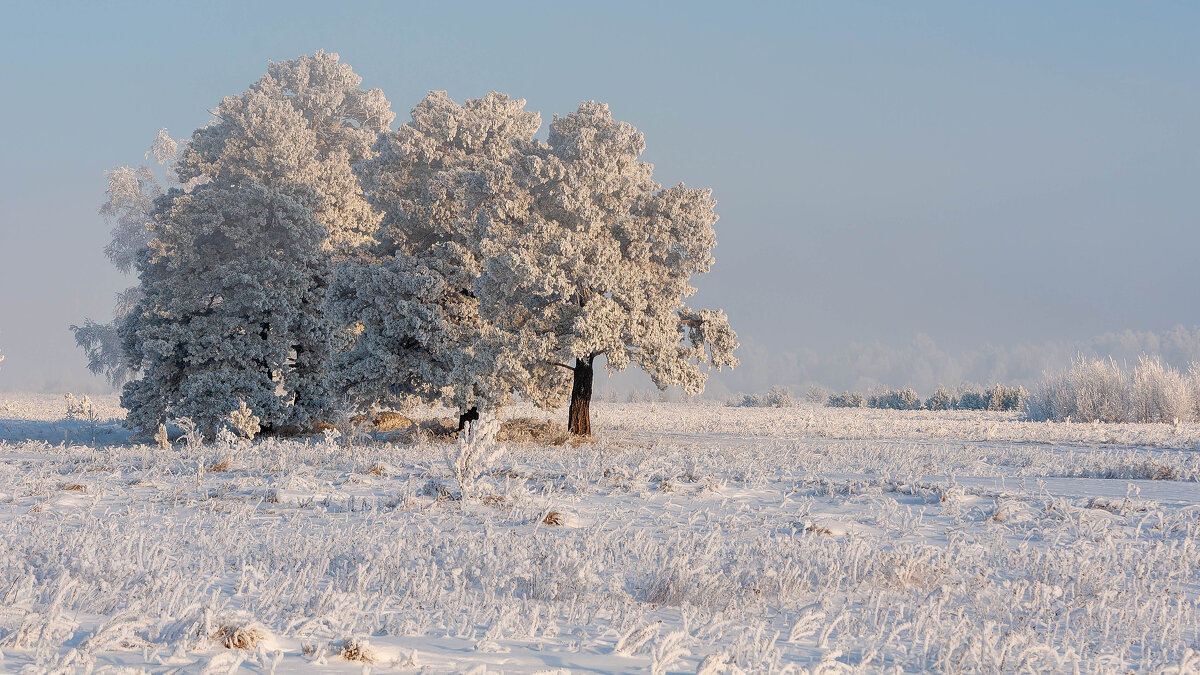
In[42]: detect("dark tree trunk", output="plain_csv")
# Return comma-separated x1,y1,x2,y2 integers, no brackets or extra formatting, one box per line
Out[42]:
457,406,480,432
568,356,595,436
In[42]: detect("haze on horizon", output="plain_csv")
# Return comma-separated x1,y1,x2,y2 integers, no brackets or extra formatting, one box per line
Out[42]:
1,1,1196,396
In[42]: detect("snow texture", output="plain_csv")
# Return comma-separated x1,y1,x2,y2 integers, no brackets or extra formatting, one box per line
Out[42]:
1,394,1198,672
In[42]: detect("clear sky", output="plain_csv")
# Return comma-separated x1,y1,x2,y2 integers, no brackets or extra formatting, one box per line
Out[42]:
0,1,1197,394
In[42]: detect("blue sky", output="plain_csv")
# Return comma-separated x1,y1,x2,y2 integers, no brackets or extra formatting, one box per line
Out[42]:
0,1,1197,393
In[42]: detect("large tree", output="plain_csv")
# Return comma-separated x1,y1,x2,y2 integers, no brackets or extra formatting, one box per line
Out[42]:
328,91,541,414
476,102,739,435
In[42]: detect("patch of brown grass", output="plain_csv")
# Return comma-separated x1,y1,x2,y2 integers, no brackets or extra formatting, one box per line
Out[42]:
340,637,378,663
482,494,506,506
61,483,86,492
212,623,267,650
209,456,235,472
365,463,390,477
399,418,459,442
542,510,565,526
498,417,569,444
373,412,413,432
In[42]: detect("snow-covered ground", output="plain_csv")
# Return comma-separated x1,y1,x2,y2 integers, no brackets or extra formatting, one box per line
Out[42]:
1,394,1198,673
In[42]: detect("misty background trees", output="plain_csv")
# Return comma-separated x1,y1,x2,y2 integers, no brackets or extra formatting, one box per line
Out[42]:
82,51,738,439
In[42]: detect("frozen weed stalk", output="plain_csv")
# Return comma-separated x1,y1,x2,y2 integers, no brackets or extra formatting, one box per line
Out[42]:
444,414,503,499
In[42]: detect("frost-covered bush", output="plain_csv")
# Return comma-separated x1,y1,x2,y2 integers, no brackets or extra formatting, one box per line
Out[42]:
64,393,97,423
1131,356,1193,423
955,387,987,411
985,384,1028,412
227,401,261,441
1029,356,1197,423
868,388,922,410
805,385,829,405
925,387,954,411
444,415,503,499
734,386,794,408
827,391,865,408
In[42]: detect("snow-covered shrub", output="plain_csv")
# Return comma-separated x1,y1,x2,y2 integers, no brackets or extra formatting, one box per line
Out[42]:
1131,356,1193,423
443,415,503,499
925,387,955,411
1029,356,1193,423
868,388,922,410
827,391,866,408
955,387,987,411
226,401,260,441
985,385,1027,412
734,386,795,408
806,385,829,405
63,393,97,422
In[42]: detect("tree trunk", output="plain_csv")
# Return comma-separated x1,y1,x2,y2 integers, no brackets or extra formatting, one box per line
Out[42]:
568,356,595,436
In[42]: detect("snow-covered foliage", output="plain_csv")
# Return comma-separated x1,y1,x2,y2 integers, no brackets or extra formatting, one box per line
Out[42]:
1,395,1198,672
925,386,954,411
444,414,503,499
175,50,394,256
475,101,739,405
826,391,866,408
72,134,183,387
227,400,261,441
328,91,539,413
733,386,794,408
868,387,922,410
1031,355,1200,423
120,183,332,438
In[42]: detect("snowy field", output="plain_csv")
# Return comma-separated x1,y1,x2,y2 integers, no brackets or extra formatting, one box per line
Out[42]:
1,393,1199,673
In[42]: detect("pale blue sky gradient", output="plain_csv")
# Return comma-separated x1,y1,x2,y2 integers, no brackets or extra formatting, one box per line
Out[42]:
1,1,1197,393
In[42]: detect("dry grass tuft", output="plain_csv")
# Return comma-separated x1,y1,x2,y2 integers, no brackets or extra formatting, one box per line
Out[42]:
212,623,267,650
61,483,86,492
482,494,506,506
542,510,565,526
340,637,378,663
373,412,414,432
399,418,458,442
365,463,390,477
209,456,235,472
498,417,569,444
804,523,834,535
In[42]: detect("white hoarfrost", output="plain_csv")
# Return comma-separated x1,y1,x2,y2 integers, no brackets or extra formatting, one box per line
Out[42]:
119,51,393,436
120,183,332,438
329,91,539,414
0,395,1198,672
175,50,394,256
475,101,739,420
72,134,183,387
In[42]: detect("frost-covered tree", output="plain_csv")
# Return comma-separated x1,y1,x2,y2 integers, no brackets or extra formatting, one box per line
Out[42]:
176,50,394,256
328,91,540,414
476,101,739,435
120,182,332,438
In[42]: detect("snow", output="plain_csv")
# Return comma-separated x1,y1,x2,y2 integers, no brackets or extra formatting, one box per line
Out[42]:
1,394,1198,672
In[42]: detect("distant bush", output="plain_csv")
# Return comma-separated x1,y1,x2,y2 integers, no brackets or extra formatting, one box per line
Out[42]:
805,385,829,405
925,387,954,411
986,385,1028,412
956,389,987,411
827,391,866,408
1029,355,1199,423
734,386,795,408
868,388,923,410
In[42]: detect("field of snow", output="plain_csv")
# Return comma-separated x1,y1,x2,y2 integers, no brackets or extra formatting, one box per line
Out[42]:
1,393,1199,673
